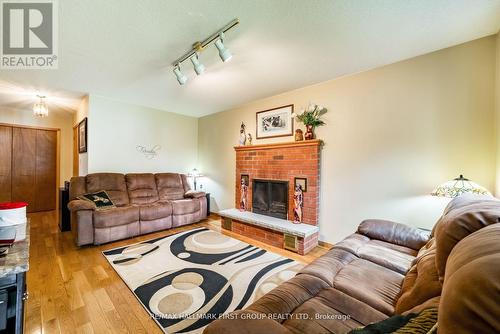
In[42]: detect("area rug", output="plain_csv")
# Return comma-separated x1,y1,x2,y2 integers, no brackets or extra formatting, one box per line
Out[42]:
102,227,303,334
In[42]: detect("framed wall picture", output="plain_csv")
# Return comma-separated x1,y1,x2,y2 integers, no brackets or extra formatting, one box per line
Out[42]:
78,117,88,153
294,177,307,192
256,104,294,139
241,174,249,186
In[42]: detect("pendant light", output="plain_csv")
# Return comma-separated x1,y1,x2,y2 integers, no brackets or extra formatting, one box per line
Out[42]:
33,95,48,117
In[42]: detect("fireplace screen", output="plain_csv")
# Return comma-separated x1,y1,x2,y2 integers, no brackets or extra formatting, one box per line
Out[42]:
252,179,289,219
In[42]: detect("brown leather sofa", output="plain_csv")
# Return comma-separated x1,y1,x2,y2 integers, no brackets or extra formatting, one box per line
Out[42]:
68,173,207,246
204,194,500,334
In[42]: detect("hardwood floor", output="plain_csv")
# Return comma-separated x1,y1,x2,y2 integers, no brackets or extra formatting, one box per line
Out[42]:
25,211,330,334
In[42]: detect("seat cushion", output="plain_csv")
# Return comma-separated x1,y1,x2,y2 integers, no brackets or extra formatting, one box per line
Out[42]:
172,199,200,215
335,234,416,275
86,173,130,206
155,173,186,200
126,173,159,205
139,202,172,221
93,206,139,228
333,258,405,315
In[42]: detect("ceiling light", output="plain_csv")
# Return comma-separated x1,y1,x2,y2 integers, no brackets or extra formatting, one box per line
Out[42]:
171,18,239,85
33,95,48,117
173,65,187,85
190,54,205,75
215,33,232,62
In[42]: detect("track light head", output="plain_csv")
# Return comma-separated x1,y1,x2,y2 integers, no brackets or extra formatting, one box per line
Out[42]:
173,65,187,85
190,54,205,75
215,33,232,62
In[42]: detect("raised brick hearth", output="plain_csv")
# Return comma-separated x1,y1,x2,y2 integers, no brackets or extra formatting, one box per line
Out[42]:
228,140,322,254
219,209,320,255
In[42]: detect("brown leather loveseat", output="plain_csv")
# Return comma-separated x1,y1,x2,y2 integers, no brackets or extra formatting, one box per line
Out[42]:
68,173,207,246
205,194,500,334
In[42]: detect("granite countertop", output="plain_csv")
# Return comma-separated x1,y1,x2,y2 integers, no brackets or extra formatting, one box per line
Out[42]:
0,221,30,279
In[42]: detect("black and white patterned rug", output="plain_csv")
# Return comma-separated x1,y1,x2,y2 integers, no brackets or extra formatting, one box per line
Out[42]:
102,227,302,333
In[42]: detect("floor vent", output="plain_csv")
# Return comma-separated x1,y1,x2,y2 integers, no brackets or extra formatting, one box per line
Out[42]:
222,218,232,230
283,233,298,252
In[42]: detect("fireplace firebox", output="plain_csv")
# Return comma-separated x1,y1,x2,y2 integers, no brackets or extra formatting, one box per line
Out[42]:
252,179,288,219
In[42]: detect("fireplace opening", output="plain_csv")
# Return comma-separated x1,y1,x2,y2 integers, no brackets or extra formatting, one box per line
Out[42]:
252,179,288,219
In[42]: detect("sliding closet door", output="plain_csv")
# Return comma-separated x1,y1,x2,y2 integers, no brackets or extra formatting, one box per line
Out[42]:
0,126,12,203
34,129,57,211
12,127,37,212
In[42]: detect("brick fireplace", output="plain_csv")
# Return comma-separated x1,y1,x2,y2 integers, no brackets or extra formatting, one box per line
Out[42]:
235,139,322,225
219,140,322,255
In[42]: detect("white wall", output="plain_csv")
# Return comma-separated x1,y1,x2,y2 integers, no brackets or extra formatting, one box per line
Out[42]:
0,107,74,186
87,95,198,174
199,36,497,244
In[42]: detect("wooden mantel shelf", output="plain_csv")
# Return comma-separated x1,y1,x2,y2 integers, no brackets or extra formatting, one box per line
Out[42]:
234,139,323,151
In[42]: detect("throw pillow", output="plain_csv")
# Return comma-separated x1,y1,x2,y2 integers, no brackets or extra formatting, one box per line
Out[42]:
348,308,437,334
78,190,115,210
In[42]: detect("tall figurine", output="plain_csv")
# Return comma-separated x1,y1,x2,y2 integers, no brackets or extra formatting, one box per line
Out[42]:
293,184,304,224
247,133,253,145
240,178,248,211
239,122,247,146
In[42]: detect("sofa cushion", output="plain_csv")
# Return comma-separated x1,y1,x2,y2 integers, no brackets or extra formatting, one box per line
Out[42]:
139,202,172,221
93,205,139,228
334,234,416,275
434,195,500,282
172,199,200,215
86,173,130,207
395,238,442,314
126,173,159,205
155,173,185,200
358,219,429,251
439,224,500,334
333,258,405,315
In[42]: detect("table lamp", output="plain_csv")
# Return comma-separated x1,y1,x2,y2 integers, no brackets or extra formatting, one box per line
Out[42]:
188,168,203,190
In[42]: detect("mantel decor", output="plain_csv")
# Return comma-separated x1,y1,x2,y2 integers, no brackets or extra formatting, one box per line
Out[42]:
256,104,294,139
295,104,327,140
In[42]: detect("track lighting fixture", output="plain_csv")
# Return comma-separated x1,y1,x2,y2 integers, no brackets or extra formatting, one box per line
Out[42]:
215,33,232,62
190,53,205,75
172,18,239,85
173,65,187,85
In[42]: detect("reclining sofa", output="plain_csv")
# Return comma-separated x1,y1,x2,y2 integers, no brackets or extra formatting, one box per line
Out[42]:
205,194,500,334
68,173,207,246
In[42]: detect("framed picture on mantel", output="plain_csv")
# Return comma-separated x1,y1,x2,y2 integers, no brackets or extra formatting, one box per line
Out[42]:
256,104,294,139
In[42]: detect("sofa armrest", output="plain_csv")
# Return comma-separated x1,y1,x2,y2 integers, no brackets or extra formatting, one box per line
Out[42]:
68,199,96,212
184,190,206,199
358,219,430,250
203,310,292,334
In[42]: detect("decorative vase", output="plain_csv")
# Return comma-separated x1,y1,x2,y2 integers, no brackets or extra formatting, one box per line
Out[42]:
304,124,314,140
294,129,304,141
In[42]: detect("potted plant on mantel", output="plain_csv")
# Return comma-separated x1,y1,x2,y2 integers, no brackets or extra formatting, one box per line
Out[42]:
295,104,327,140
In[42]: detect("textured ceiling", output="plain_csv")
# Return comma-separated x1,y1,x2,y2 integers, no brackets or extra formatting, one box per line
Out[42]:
1,0,499,117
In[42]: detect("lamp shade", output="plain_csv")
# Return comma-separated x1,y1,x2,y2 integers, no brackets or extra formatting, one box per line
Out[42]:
431,175,491,198
188,168,203,178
